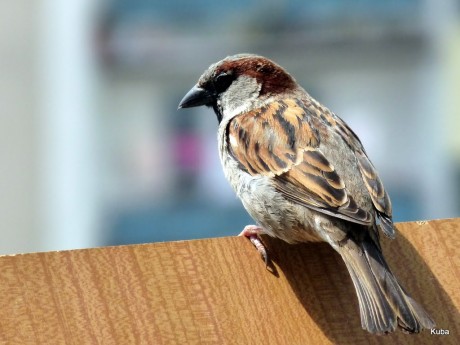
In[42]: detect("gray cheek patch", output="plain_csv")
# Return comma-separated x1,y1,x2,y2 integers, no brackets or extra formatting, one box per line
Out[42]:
220,76,261,121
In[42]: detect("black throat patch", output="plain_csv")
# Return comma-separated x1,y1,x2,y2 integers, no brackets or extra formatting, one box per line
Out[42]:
212,102,223,123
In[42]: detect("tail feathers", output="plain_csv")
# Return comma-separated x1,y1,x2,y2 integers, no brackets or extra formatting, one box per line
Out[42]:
340,238,435,334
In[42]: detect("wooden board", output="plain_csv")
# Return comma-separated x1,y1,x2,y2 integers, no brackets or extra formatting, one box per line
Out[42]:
0,218,458,344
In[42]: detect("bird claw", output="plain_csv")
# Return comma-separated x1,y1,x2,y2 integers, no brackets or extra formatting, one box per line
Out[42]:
249,235,269,266
239,225,269,267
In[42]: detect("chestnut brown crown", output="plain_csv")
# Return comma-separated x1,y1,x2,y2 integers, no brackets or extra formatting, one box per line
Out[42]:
201,54,297,97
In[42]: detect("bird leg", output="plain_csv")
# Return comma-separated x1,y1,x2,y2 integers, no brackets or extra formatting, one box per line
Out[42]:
239,225,268,266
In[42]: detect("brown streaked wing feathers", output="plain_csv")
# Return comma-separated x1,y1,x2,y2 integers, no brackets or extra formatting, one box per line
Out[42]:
227,99,373,226
356,150,394,237
331,116,395,238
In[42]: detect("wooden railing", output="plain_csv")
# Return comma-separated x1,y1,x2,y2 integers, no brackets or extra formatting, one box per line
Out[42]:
0,218,458,344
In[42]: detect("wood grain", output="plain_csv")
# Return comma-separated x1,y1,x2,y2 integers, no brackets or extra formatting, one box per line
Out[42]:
0,218,458,344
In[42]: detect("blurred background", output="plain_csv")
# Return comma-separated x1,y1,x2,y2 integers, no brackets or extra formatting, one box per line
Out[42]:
1,0,460,254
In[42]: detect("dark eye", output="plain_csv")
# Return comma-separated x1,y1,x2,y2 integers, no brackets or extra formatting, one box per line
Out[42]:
214,72,234,93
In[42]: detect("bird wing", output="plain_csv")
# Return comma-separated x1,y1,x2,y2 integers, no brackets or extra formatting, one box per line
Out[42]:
226,98,393,232
325,112,394,237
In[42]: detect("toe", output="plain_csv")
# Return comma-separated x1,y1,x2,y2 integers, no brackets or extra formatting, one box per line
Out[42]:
249,235,268,266
239,225,264,237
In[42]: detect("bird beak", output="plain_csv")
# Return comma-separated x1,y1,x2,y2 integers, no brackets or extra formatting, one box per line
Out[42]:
178,85,214,109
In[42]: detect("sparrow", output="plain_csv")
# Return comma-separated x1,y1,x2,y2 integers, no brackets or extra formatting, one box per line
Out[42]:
178,54,435,334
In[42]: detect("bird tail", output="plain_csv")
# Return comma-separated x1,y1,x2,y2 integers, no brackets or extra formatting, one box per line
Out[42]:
338,235,435,334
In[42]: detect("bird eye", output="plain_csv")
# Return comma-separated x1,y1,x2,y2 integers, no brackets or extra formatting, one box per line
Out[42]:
214,72,234,94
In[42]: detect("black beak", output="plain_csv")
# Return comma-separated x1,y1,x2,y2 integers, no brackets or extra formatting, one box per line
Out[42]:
178,85,214,109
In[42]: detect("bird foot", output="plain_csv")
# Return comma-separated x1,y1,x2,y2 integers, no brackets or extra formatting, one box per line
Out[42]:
239,225,269,266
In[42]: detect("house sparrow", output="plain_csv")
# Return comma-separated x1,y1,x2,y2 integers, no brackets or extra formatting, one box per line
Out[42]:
178,54,435,334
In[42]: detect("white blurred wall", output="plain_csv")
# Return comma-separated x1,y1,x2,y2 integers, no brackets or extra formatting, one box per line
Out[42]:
0,1,100,254
0,2,41,253
38,0,100,253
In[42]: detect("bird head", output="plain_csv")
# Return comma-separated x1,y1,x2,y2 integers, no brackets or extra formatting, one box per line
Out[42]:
178,54,298,123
